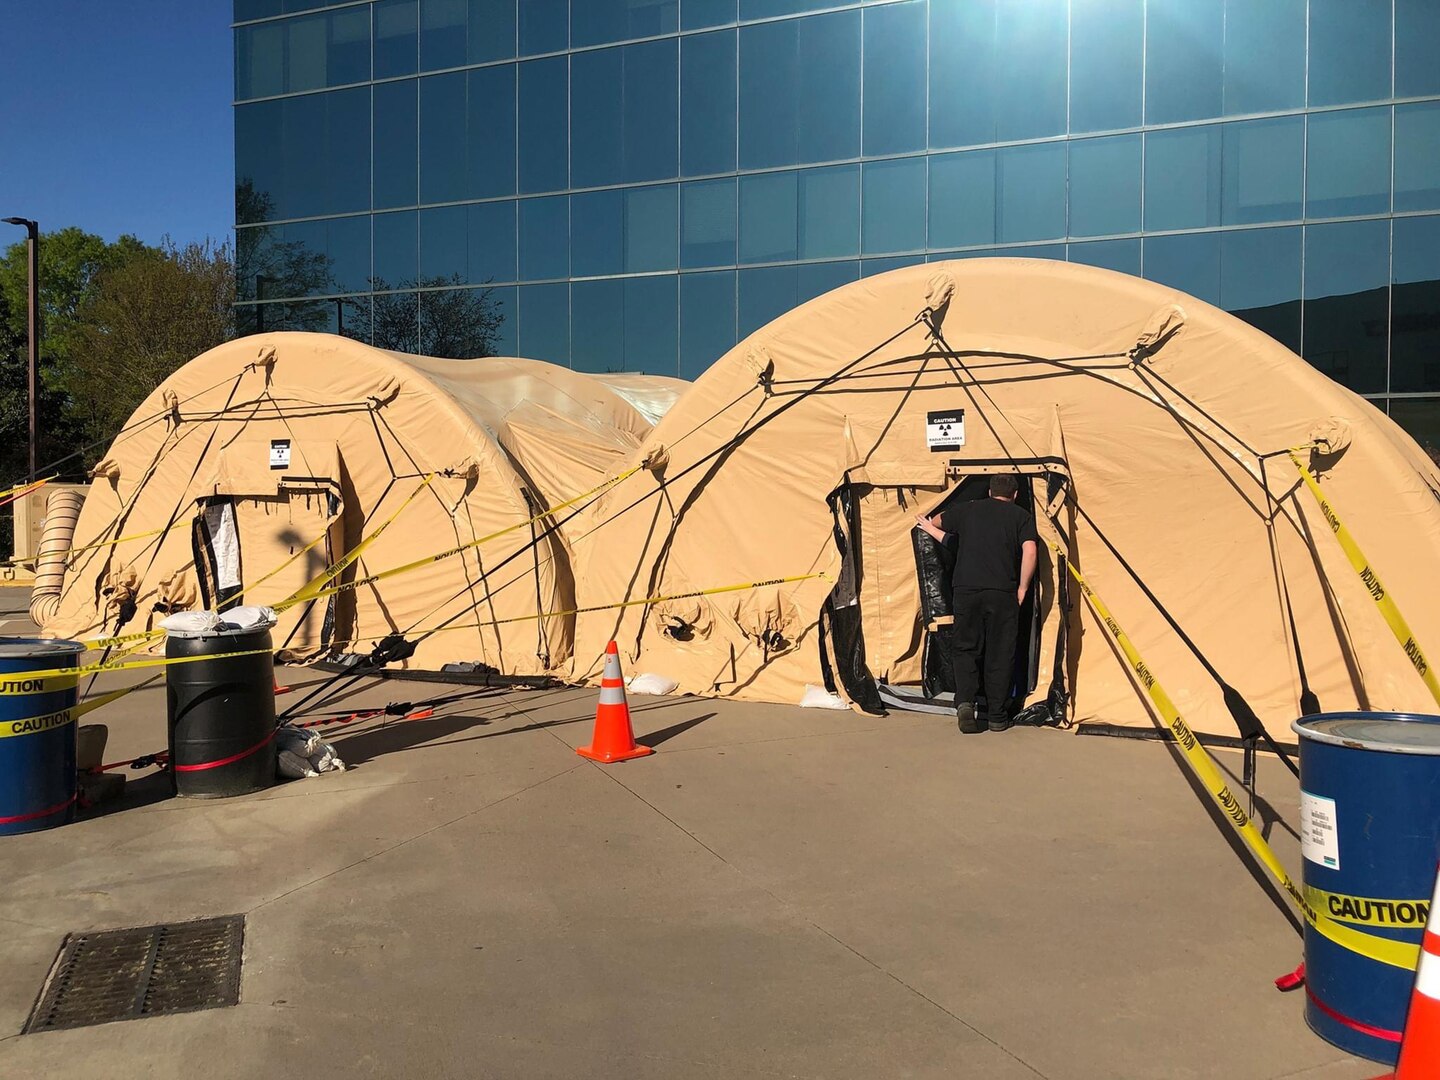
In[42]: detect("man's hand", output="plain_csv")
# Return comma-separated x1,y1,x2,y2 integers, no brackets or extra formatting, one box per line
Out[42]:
915,514,944,542
1017,587,1027,606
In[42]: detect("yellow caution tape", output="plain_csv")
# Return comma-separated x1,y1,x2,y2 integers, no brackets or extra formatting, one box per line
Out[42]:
0,648,275,697
335,572,832,644
0,475,57,504
1305,886,1432,929
1063,549,1419,970
64,519,189,561
1288,450,1440,709
283,474,434,605
279,465,642,611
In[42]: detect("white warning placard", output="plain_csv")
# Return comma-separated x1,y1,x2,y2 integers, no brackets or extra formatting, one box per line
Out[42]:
1300,790,1340,870
269,438,292,470
926,409,965,452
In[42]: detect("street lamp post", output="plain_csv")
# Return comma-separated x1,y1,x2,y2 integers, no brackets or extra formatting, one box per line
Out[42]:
2,217,39,481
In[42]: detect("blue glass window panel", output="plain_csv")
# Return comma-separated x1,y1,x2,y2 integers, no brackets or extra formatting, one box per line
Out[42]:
473,0,518,62
681,178,737,269
1221,116,1303,225
519,57,568,193
375,0,418,78
680,271,735,378
517,282,569,364
278,93,327,218
1397,0,1440,98
1068,135,1140,239
325,88,371,217
236,0,283,20
519,195,568,280
326,216,371,295
1144,126,1221,231
419,72,467,204
469,200,518,283
1396,102,1440,213
573,0,679,48
327,7,371,85
1392,215,1440,392
625,276,679,374
1389,401,1440,454
572,279,627,372
236,100,283,223
738,11,861,170
987,245,1065,261
797,260,859,304
272,219,330,297
993,0,1067,142
374,79,418,209
1067,239,1141,276
928,150,995,249
1069,0,1143,134
997,143,1065,244
861,255,925,278
1306,108,1392,219
739,172,798,264
1222,0,1304,116
469,64,517,198
1143,232,1220,305
1220,226,1302,353
1303,219,1390,393
862,1,926,157
1309,0,1392,107
623,41,679,183
571,190,625,277
1145,0,1221,125
374,210,419,288
739,265,797,337
269,90,373,220
928,0,994,149
420,205,469,281
419,287,508,357
371,292,419,350
681,31,737,177
626,185,679,272
519,0,566,55
862,158,925,255
682,0,735,31
798,165,859,261
282,15,332,94
571,48,625,187
741,0,841,16
490,285,518,355
421,0,469,70
236,22,286,100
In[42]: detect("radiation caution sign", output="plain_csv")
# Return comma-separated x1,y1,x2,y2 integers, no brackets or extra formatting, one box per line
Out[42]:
270,439,292,469
926,409,965,452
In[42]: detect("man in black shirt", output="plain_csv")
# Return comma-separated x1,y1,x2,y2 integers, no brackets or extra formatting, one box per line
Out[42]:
916,474,1039,733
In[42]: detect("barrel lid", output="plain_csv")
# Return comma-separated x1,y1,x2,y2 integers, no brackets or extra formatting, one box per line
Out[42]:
1291,712,1440,754
165,623,274,640
0,637,86,657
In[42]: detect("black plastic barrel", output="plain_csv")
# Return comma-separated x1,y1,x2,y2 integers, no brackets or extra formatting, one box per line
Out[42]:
166,625,277,798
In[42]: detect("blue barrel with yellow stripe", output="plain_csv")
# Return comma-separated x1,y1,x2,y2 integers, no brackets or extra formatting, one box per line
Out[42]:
0,639,85,835
1292,713,1440,1064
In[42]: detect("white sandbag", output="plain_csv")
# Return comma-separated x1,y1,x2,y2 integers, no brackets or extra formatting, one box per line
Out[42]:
799,684,850,710
627,672,679,696
309,744,347,773
160,610,221,634
277,749,317,779
275,724,322,758
220,605,277,630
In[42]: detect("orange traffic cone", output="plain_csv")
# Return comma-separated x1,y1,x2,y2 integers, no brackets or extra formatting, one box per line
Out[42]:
1376,865,1440,1078
576,641,654,764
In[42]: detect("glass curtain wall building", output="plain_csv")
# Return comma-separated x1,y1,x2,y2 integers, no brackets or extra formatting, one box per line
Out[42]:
234,0,1440,450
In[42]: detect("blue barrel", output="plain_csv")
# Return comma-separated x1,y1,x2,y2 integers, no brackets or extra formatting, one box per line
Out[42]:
0,639,86,836
1292,713,1440,1064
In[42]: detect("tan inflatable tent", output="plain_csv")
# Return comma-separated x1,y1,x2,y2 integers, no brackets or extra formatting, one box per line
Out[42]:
570,259,1440,738
44,333,684,675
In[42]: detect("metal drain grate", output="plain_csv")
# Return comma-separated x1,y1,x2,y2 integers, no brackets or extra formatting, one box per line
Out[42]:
24,915,244,1033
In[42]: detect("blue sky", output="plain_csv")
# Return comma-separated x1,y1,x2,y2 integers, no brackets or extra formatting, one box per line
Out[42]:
0,1,234,248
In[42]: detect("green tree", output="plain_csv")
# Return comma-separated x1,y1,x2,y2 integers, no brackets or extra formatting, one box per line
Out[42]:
370,275,505,358
68,240,235,444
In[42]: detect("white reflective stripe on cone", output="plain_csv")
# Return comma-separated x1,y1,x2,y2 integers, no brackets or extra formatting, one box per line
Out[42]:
603,653,623,680
599,684,628,706
1416,952,1440,1002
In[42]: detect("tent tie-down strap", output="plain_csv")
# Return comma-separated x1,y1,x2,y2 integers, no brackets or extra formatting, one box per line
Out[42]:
1282,447,1440,709
1059,543,1419,971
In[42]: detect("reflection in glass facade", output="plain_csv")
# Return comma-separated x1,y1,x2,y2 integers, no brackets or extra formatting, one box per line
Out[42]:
235,0,1440,451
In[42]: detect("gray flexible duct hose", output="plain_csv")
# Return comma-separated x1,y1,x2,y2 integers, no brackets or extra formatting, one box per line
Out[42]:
29,489,84,627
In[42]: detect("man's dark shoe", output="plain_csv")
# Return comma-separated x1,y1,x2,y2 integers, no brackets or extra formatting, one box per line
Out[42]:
957,702,984,734
987,717,1013,732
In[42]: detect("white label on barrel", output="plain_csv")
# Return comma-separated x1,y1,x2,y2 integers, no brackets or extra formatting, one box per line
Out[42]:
1300,790,1340,870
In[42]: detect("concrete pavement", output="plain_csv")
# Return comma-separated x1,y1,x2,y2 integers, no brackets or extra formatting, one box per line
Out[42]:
0,669,1374,1079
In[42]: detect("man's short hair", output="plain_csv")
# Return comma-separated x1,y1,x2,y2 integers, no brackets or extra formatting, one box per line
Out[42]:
989,474,1020,499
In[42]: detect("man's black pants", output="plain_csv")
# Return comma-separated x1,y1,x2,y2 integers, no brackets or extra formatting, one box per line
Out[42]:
952,588,1018,723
